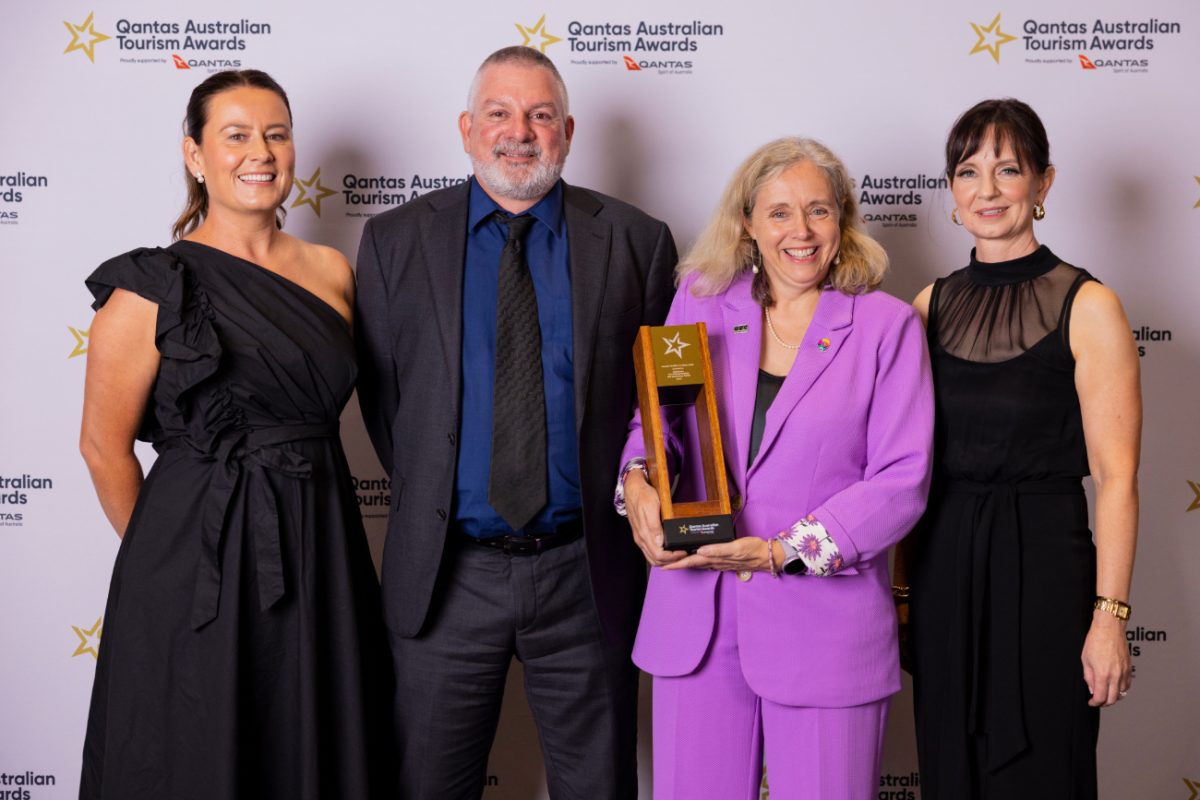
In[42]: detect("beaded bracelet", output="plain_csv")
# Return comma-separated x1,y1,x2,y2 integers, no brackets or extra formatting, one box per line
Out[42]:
767,536,779,578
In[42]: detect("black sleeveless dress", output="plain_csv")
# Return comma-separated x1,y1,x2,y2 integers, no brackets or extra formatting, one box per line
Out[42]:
80,241,393,799
909,246,1099,800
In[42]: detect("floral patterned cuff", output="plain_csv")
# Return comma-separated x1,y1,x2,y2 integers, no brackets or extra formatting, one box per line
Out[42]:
613,457,649,518
778,517,844,576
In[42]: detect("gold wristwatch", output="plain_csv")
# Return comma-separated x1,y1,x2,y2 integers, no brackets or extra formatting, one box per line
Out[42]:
1094,596,1131,621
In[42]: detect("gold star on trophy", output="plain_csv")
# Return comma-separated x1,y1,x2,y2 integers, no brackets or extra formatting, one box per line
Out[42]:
515,15,562,53
71,617,103,659
63,12,112,63
68,326,90,359
291,168,337,217
969,13,1017,64
662,332,691,359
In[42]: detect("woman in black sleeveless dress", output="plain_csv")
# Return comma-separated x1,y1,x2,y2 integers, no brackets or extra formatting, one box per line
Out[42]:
900,99,1140,799
78,71,392,798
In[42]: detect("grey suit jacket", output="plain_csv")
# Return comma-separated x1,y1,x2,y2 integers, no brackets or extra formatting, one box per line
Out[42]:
355,181,677,645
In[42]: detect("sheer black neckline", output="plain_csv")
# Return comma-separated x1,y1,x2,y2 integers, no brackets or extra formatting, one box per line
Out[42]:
966,245,1059,287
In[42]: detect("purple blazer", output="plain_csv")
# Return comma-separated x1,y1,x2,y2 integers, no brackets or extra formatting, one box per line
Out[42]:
621,271,933,708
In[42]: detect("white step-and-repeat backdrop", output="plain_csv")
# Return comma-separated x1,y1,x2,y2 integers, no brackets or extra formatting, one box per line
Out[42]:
3,1,1198,797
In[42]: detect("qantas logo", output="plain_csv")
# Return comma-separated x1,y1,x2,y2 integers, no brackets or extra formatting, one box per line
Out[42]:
623,55,641,71
1078,54,1097,69
172,53,190,69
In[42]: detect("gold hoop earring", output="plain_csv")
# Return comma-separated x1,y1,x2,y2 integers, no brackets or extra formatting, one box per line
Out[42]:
950,209,962,226
1033,202,1046,220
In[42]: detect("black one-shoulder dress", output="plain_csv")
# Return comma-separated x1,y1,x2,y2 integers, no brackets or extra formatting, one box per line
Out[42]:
80,241,392,799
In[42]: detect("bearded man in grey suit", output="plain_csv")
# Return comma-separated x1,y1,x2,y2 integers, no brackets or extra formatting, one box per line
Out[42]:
355,45,677,798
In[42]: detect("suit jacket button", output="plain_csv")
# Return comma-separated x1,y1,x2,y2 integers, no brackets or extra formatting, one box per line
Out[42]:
737,570,752,582
436,508,447,521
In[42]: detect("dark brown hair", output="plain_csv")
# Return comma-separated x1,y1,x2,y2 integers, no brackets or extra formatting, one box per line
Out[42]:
172,69,293,240
944,98,1051,181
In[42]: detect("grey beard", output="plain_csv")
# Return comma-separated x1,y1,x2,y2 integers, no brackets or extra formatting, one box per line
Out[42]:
471,153,563,202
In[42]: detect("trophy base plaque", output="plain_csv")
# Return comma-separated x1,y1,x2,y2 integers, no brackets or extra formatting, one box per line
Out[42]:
663,512,735,552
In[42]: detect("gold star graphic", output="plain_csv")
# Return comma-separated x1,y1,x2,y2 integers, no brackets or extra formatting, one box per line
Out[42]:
1187,481,1200,512
68,326,89,359
969,13,1017,64
662,332,690,359
71,617,103,659
515,14,562,53
291,168,337,217
63,12,111,63
678,524,689,535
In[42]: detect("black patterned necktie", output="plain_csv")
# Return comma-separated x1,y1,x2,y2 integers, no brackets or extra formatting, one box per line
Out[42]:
488,213,547,531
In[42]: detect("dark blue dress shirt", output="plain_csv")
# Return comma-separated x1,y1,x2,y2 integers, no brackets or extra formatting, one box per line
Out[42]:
455,178,581,537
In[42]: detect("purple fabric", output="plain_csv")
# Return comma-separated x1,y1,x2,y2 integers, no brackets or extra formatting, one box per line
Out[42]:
652,572,889,799
622,272,934,707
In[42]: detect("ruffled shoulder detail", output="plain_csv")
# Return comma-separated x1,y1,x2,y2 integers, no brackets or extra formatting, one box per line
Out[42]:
86,247,184,312
87,247,240,450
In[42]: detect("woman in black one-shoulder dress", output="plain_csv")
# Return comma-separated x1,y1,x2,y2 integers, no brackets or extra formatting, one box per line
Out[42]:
78,71,392,799
898,99,1140,799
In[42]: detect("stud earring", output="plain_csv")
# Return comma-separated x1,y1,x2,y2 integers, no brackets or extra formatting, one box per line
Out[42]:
194,173,205,184
950,209,962,225
1033,202,1046,220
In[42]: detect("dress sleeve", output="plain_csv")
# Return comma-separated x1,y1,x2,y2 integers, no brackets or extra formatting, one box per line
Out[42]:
87,247,225,447
86,247,184,312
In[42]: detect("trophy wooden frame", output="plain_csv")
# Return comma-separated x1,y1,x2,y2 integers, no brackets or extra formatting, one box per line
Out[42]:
631,323,734,551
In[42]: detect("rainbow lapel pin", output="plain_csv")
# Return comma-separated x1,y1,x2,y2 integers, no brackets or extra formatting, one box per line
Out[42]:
816,337,831,352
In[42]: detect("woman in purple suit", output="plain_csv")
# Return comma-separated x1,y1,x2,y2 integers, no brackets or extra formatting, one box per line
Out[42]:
619,137,934,799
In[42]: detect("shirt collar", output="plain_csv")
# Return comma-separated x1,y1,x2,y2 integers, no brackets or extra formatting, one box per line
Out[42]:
467,176,565,236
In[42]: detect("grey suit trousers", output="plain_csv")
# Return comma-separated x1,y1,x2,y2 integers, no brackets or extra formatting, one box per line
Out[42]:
388,536,639,799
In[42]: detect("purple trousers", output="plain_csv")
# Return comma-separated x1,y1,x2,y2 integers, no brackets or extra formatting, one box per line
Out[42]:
651,572,889,800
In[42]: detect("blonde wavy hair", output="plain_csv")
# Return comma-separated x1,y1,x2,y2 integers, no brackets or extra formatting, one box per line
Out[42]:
680,137,888,304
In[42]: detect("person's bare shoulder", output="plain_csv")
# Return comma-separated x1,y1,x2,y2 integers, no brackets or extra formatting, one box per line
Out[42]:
285,233,355,318
912,283,934,326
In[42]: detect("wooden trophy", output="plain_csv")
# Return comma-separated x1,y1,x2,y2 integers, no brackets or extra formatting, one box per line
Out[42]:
631,323,734,551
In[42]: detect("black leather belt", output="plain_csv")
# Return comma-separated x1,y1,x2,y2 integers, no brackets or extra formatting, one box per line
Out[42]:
457,518,583,556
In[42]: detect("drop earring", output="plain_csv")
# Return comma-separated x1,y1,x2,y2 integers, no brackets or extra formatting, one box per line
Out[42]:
950,209,961,225
1033,202,1046,220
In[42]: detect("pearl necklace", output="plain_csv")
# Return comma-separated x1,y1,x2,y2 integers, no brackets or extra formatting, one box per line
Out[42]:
763,306,801,350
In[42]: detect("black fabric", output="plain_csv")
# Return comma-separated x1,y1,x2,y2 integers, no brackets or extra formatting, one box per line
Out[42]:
80,242,393,799
388,537,634,799
488,213,548,531
935,245,1087,364
747,369,786,468
909,246,1099,800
